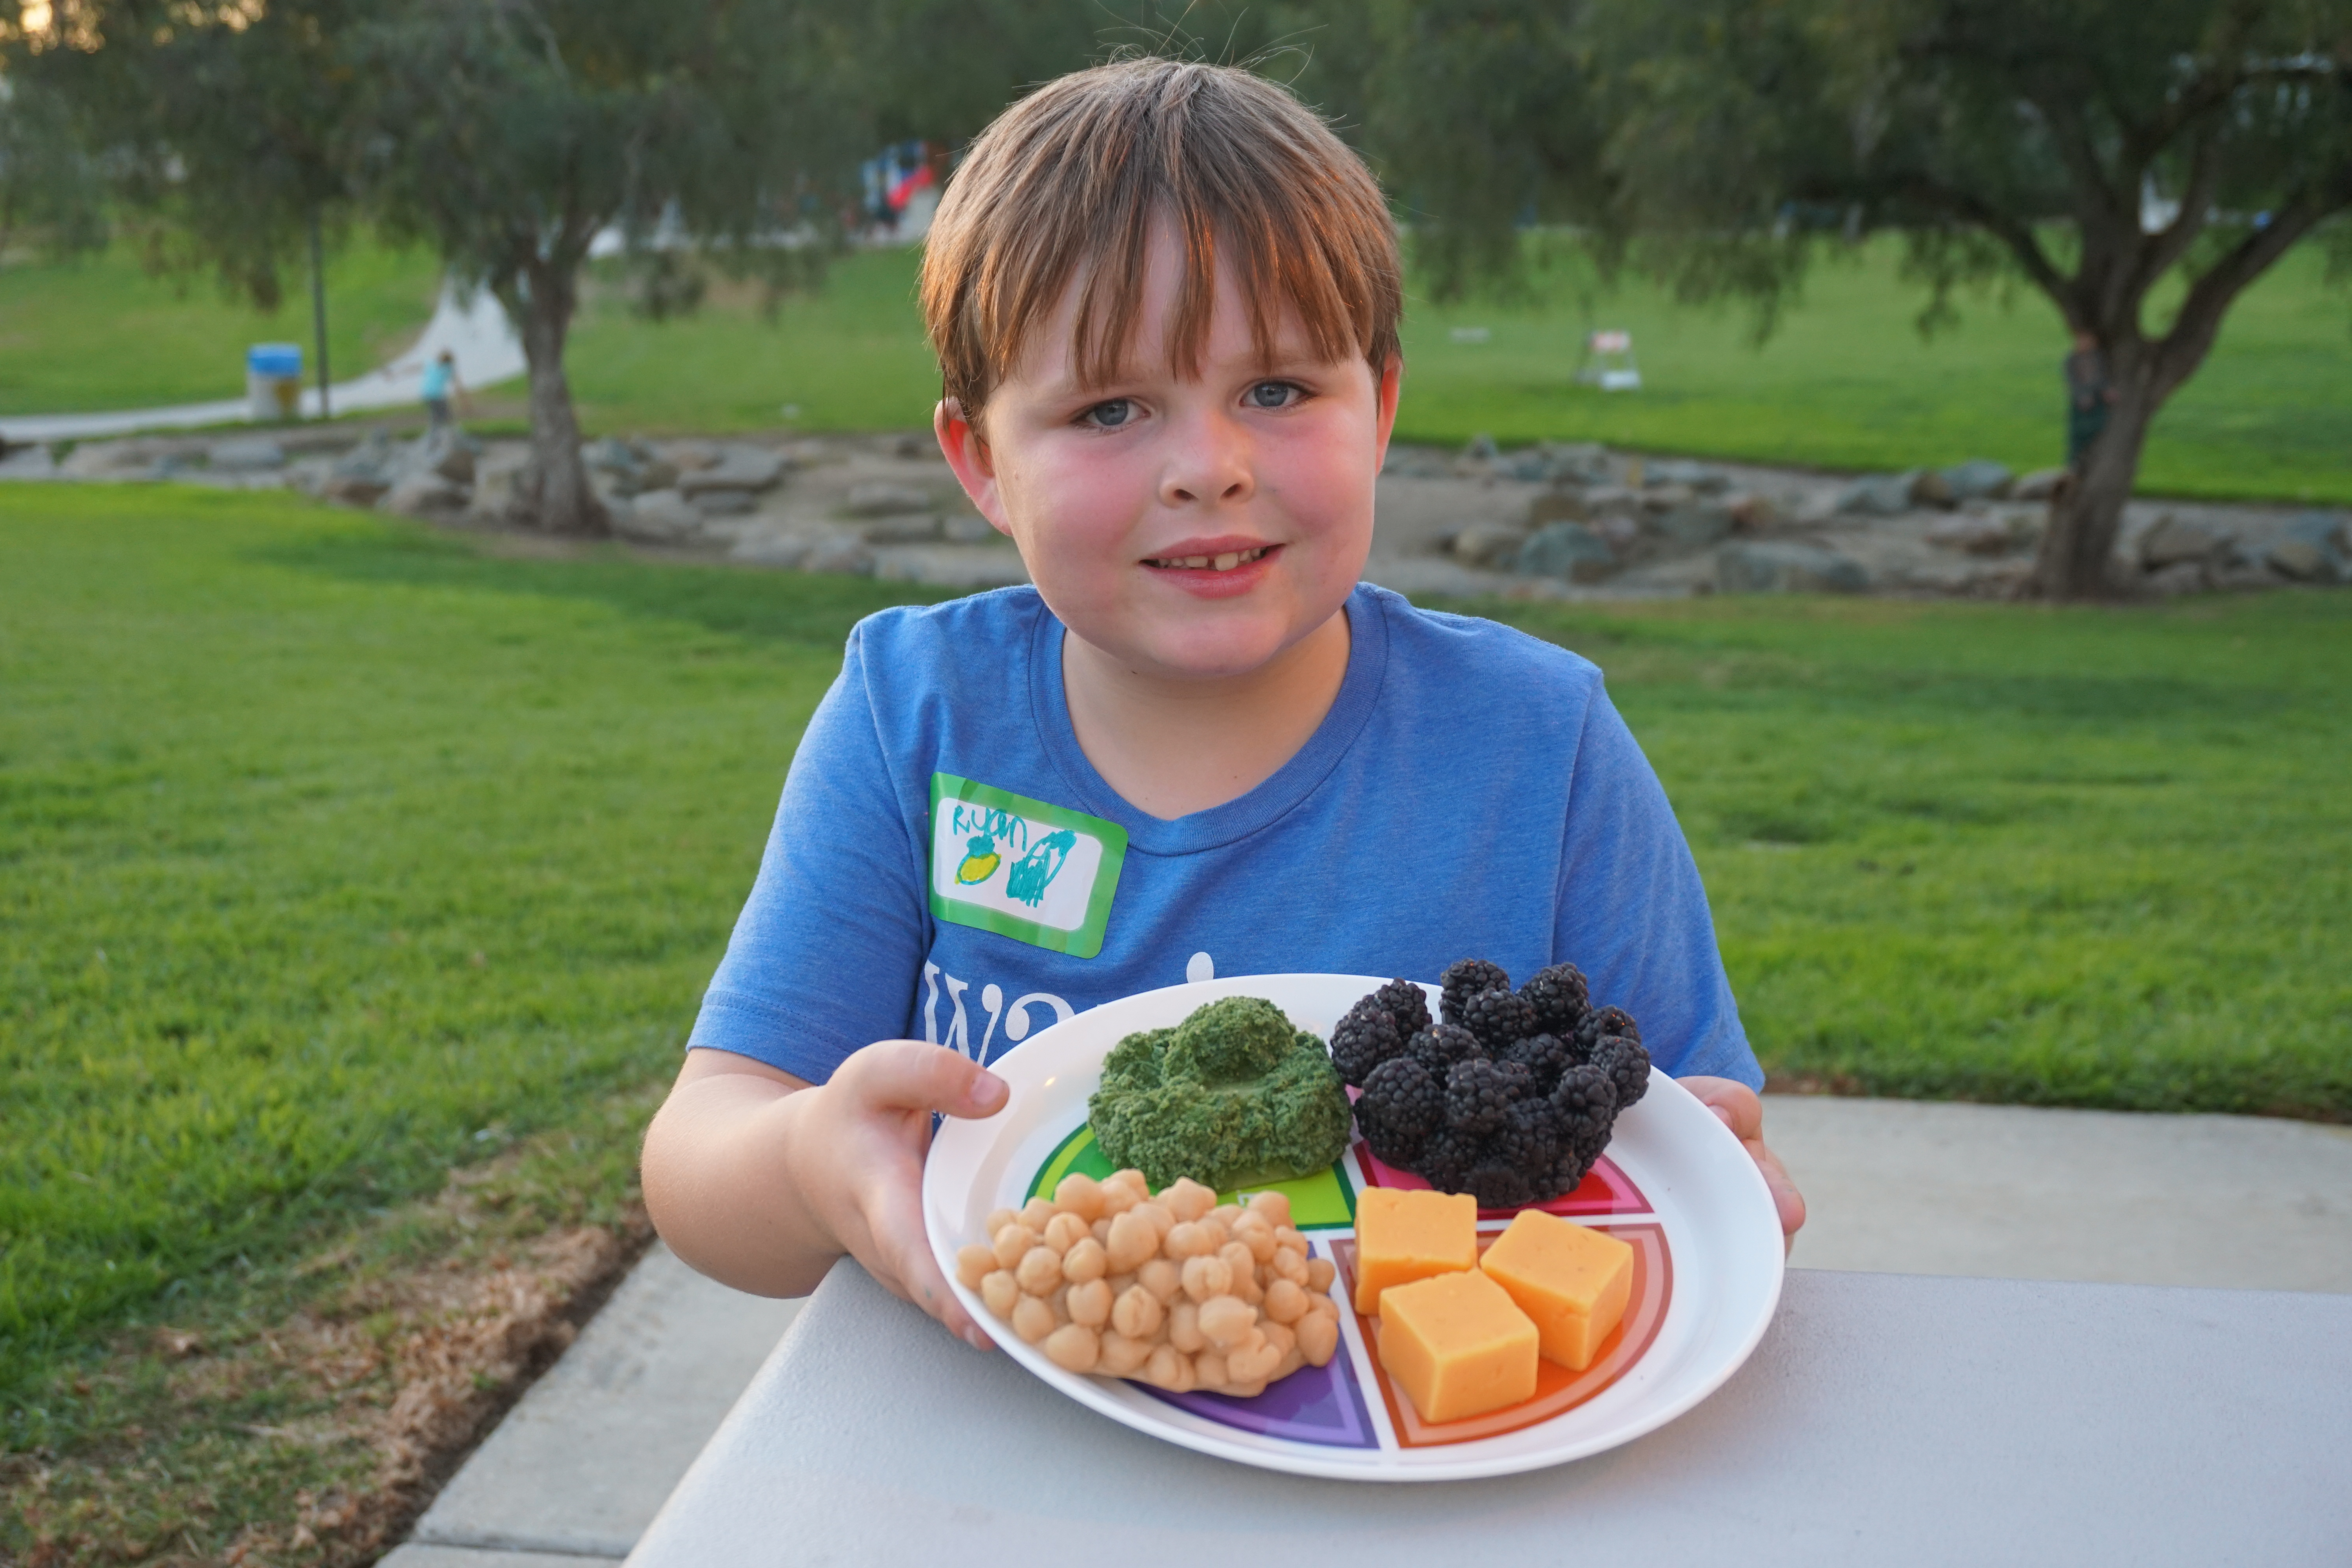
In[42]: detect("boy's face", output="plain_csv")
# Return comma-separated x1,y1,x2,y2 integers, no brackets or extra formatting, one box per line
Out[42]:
938,227,1401,684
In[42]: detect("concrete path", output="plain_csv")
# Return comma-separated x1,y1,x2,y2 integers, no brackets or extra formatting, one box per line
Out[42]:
378,1096,2352,1566
0,282,524,445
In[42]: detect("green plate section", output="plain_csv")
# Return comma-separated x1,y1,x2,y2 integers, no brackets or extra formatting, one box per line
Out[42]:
1027,1122,1357,1230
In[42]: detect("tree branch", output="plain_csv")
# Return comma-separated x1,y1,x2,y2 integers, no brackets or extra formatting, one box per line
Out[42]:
1894,174,2075,315
2153,188,2347,401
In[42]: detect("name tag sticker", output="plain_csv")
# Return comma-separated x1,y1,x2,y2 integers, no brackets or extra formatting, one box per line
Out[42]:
929,773,1127,958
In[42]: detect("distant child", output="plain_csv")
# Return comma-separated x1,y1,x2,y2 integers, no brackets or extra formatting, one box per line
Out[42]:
642,61,1803,1346
420,348,465,437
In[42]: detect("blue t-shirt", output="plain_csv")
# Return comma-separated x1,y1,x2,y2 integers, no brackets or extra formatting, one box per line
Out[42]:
420,359,452,401
689,583,1760,1090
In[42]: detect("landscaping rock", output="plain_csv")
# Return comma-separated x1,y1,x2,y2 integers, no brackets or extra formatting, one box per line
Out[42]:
622,488,704,541
2271,513,2350,583
1451,524,1529,570
1723,491,1777,532
1642,482,1699,512
861,514,941,543
1940,458,2014,502
1381,448,1452,479
412,429,479,485
728,530,815,568
323,432,399,505
2012,467,2069,502
1717,541,1869,593
1926,514,2014,555
872,544,1033,589
803,532,876,575
1648,458,1730,493
1526,489,1588,528
1517,521,1616,582
843,481,934,517
662,440,721,471
679,446,787,495
1463,432,1500,463
2143,560,2208,596
941,512,999,544
1654,503,1735,548
209,437,286,472
2138,514,2229,569
693,489,757,517
380,472,466,518
470,450,531,521
1538,441,1612,485
1836,472,1920,517
1910,469,1956,508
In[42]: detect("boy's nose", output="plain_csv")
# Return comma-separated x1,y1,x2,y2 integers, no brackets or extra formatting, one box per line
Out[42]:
1159,412,1256,508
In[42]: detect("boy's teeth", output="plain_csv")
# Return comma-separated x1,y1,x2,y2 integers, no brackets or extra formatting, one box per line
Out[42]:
1154,547,1265,570
1213,552,1238,571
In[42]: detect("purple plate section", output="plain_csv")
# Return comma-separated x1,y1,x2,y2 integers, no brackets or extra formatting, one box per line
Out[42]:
1144,1344,1378,1449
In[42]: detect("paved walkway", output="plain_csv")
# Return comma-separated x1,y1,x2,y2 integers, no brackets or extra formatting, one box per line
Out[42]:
0,283,525,445
380,1097,2352,1566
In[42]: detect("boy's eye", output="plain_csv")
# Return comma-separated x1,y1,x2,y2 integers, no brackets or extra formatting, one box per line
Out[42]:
1246,381,1303,409
1082,399,1134,428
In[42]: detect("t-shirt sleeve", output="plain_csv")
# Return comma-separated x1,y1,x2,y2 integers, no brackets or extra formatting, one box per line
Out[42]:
686,625,930,1082
1557,686,1763,1090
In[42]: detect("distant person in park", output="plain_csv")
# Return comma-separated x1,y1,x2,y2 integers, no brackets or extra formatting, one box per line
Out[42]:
2064,329,2114,468
641,60,1805,1345
420,348,466,437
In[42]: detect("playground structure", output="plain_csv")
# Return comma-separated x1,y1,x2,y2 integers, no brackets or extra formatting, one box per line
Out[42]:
1576,330,1643,392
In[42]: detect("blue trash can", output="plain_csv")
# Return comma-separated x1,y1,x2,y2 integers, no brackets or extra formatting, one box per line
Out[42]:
247,343,304,421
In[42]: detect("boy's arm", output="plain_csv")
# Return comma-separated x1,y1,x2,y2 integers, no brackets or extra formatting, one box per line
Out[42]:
642,1043,1008,1347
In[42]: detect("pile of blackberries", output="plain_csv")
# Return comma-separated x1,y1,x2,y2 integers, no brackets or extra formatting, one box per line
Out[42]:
1333,960,1650,1210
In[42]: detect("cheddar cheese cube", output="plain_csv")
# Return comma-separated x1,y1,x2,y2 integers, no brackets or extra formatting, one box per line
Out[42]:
1351,1187,1479,1315
1376,1267,1539,1423
1478,1209,1633,1371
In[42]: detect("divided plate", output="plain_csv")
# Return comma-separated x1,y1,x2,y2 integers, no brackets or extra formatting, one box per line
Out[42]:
923,973,1783,1481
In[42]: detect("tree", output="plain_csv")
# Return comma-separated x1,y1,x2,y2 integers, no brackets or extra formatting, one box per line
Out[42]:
347,0,867,535
1339,0,2352,599
0,71,108,265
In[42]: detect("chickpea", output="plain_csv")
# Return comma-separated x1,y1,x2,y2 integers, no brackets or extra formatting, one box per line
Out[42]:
1296,1310,1339,1367
1306,1257,1337,1294
1104,1272,1136,1299
1274,1226,1307,1254
1144,1344,1195,1392
1019,1198,1058,1231
1011,1295,1056,1345
1138,1258,1182,1304
1104,1168,1151,1201
1196,1295,1256,1349
980,1270,1020,1319
1260,1319,1297,1359
991,1224,1038,1271
1061,1238,1108,1284
1167,1300,1206,1353
1163,1178,1217,1223
1132,1201,1176,1238
1099,1330,1152,1376
1193,1347,1228,1388
1218,1242,1259,1290
1164,1221,1217,1260
1226,1338,1282,1384
1246,1191,1293,1228
1044,1212,1091,1255
1044,1323,1102,1372
1111,1284,1164,1341
984,1207,1019,1237
1054,1172,1106,1221
1091,1218,1113,1249
1015,1245,1063,1296
1180,1254,1232,1303
1268,1246,1308,1286
1231,1214,1277,1263
1105,1211,1160,1274
1066,1278,1114,1328
1263,1278,1308,1324
955,1244,996,1289
1047,1284,1071,1323
1208,1204,1245,1232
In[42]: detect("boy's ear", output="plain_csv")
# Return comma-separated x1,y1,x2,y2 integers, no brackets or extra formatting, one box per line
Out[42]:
935,398,1015,540
1372,354,1404,472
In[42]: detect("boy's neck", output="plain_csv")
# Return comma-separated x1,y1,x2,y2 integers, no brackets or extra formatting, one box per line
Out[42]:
1061,605,1353,823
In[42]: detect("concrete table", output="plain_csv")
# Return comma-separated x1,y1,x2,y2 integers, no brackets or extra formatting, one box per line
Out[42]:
629,1260,2352,1566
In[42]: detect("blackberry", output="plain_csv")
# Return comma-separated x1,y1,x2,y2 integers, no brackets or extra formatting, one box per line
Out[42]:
1330,999,1405,1086
1589,1031,1651,1110
1575,1005,1642,1057
1504,1032,1574,1094
1520,963,1592,1038
1462,1159,1535,1212
1444,1057,1530,1137
1549,1063,1620,1187
1495,1098,1563,1180
1355,1057,1444,1167
1367,978,1433,1038
1439,958,1511,1025
1414,1128,1482,1194
1458,986,1539,1053
1406,1023,1484,1078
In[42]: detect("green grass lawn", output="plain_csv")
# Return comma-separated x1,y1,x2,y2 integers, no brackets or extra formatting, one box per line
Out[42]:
6,484,2347,1439
0,240,445,416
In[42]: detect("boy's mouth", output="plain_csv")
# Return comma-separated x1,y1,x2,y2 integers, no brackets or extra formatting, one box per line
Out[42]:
1142,544,1273,572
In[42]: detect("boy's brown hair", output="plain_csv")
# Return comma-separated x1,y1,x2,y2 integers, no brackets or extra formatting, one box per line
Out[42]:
921,58,1402,427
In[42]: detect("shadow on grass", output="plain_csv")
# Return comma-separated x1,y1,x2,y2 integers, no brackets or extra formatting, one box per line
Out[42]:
253,527,956,650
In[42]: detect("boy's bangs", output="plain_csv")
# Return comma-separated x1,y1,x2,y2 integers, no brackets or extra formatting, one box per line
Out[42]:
926,60,1402,421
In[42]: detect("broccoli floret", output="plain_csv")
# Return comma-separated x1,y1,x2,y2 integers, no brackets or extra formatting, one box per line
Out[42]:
1088,996,1353,1191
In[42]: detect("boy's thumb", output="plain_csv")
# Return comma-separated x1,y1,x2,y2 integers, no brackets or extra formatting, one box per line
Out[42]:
853,1039,1009,1119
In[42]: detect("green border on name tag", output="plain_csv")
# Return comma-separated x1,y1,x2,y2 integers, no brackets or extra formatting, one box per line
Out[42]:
929,773,1127,959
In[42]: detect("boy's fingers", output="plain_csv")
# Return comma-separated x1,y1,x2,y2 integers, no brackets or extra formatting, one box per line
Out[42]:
837,1040,1008,1119
869,1197,993,1350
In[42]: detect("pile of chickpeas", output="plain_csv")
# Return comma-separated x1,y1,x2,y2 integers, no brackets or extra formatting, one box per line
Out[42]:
956,1169,1344,1397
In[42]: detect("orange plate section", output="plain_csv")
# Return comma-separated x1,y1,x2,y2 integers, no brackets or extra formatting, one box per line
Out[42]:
1352,1143,1653,1219
1331,1223,1671,1448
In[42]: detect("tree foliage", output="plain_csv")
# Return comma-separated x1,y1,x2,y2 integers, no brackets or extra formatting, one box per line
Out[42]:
0,70,109,264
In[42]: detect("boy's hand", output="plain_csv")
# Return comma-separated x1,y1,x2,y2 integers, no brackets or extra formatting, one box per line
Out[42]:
1677,1076,1806,1251
642,1041,1009,1351
784,1041,1009,1348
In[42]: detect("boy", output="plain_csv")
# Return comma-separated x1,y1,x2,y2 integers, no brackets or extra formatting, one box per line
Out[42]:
643,60,1803,1349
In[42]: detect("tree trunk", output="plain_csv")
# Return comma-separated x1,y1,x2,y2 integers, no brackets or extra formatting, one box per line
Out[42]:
2031,381,2155,599
502,260,605,537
